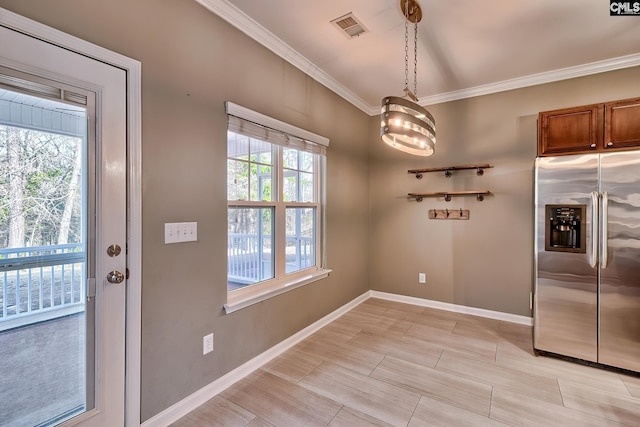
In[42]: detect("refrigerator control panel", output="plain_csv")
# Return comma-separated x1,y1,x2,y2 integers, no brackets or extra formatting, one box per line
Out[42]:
545,204,586,253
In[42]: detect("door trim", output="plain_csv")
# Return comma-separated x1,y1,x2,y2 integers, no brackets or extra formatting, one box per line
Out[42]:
0,7,143,426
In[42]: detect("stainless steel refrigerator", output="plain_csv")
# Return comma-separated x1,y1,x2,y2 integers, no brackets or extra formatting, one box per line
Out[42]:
534,151,640,372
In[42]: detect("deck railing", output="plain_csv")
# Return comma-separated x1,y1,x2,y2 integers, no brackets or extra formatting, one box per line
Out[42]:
228,233,314,287
0,244,85,331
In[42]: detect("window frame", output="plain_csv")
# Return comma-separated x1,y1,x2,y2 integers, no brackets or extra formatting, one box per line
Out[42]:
224,102,330,314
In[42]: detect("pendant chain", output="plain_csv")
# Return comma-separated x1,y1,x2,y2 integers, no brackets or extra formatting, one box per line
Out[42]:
403,0,419,98
414,20,418,98
404,2,409,93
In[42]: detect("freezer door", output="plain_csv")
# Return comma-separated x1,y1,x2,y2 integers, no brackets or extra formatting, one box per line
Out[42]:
599,151,640,372
534,155,599,362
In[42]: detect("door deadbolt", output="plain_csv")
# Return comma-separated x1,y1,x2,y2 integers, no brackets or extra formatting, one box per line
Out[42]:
107,244,121,257
106,270,125,284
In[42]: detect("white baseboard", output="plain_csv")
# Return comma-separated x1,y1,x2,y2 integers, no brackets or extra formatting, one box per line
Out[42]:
141,292,369,427
141,291,531,426
370,290,533,326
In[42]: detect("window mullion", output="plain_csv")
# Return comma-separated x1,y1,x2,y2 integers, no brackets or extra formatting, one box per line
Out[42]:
275,145,286,280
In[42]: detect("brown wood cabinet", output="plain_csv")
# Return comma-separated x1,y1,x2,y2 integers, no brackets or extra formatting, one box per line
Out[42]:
538,97,640,156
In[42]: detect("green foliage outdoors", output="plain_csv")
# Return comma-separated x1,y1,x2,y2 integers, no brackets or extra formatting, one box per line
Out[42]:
0,125,82,250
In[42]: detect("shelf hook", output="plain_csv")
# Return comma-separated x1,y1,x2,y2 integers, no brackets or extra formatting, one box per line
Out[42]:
444,170,452,178
476,193,484,201
476,167,484,176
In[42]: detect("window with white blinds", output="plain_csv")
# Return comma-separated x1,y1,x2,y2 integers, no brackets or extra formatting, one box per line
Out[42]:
225,102,330,313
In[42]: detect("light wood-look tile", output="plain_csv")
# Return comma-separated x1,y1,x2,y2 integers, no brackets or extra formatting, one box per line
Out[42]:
436,350,564,405
404,323,498,362
558,378,640,426
490,387,625,427
333,308,411,337
220,370,341,426
370,356,492,416
315,340,385,376
169,395,255,427
299,362,420,427
409,396,507,427
621,374,640,398
496,341,633,395
261,346,324,384
405,310,458,333
349,331,443,368
171,299,640,427
328,406,394,427
245,418,274,427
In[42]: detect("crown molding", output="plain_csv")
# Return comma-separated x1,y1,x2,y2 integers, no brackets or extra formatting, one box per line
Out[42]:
196,0,372,114
415,52,640,110
197,0,640,117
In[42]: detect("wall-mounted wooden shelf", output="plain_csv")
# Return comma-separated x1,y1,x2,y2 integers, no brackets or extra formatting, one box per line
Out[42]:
408,190,491,202
408,163,493,179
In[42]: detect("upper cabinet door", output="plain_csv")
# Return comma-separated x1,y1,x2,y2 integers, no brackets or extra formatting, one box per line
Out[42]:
605,97,640,151
538,104,604,156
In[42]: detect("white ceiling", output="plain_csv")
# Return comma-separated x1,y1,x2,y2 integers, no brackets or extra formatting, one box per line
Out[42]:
198,0,640,115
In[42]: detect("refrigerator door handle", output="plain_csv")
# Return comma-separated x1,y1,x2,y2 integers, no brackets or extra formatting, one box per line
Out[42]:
591,191,599,268
602,191,609,269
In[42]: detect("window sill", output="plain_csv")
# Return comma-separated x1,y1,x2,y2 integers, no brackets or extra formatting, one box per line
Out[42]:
224,268,332,314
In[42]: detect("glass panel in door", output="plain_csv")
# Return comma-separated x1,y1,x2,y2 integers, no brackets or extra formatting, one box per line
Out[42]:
0,85,94,426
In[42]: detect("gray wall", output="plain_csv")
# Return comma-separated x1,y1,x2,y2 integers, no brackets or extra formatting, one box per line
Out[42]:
369,67,640,317
2,0,640,422
0,0,370,421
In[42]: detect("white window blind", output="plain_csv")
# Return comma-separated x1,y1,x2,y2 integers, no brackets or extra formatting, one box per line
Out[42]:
225,101,328,156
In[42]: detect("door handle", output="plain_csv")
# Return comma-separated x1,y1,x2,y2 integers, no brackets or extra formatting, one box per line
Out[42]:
106,270,125,284
601,191,609,269
590,191,598,268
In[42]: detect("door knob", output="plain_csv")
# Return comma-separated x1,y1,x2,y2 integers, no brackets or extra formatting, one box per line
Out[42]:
106,270,125,284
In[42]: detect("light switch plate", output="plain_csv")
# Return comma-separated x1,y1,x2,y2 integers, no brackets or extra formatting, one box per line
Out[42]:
165,222,198,244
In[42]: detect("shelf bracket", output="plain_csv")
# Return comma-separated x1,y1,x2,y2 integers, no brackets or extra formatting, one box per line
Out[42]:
408,163,493,179
408,190,491,202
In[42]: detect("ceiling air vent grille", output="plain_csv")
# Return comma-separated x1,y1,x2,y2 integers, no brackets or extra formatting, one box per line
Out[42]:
331,12,368,39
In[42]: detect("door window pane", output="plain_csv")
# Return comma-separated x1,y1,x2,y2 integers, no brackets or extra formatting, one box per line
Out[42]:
0,88,89,426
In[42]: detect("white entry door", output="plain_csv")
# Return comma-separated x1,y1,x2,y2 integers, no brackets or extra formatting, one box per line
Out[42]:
0,23,127,426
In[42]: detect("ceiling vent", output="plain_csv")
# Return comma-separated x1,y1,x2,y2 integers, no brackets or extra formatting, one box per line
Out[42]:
331,12,368,39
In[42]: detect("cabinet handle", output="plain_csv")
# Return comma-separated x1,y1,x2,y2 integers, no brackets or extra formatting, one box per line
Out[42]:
590,143,596,148
607,142,614,147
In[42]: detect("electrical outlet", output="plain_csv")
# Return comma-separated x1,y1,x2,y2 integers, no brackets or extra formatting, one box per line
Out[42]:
418,273,426,283
203,333,214,355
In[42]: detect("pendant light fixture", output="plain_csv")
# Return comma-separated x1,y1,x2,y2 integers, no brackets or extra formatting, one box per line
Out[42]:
381,0,436,156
